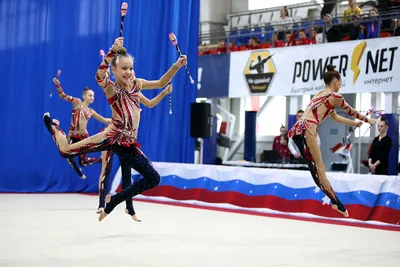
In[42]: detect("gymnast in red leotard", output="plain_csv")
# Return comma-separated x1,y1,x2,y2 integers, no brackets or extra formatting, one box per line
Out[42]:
288,64,376,217
97,82,173,222
43,37,186,221
54,78,110,178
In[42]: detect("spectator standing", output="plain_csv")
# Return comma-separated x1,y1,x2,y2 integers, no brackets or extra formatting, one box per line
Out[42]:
368,117,392,175
274,6,294,40
343,0,362,23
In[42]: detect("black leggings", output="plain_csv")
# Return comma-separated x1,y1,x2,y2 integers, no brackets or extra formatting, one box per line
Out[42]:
45,115,161,215
104,145,161,214
66,137,101,177
292,134,346,213
98,150,136,215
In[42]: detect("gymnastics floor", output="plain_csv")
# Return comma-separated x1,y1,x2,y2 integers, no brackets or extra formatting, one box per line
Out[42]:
0,194,399,267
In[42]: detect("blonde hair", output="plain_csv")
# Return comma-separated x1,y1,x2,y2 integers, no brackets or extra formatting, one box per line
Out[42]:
111,51,134,67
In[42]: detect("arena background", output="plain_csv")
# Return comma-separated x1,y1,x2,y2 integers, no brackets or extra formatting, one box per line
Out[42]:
0,0,199,192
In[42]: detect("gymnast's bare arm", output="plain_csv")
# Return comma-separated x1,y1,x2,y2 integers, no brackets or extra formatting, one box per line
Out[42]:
53,78,80,109
95,38,126,98
140,84,172,108
137,56,186,89
91,109,111,124
332,93,376,125
331,111,362,127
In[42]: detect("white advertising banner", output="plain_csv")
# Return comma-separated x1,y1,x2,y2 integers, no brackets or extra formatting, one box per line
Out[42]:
229,36,400,97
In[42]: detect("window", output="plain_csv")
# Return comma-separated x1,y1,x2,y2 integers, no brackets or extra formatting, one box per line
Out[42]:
302,94,311,111
398,94,400,113
355,93,371,137
216,113,223,133
239,96,286,136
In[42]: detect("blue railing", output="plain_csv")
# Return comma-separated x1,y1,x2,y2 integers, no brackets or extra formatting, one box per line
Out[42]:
199,6,400,52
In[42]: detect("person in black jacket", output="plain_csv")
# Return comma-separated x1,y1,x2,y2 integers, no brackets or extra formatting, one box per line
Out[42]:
323,14,343,42
368,117,392,175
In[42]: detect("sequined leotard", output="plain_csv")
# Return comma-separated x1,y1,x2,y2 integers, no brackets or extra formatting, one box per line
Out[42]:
98,85,171,216
288,91,369,216
57,88,101,176
68,105,93,139
44,48,183,219
289,91,368,137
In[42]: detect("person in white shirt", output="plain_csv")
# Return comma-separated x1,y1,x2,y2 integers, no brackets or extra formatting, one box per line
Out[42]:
274,6,294,40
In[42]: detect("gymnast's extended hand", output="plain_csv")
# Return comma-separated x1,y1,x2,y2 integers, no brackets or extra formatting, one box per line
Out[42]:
368,118,376,125
353,118,375,129
354,120,363,128
53,77,61,88
163,83,173,95
175,55,187,67
111,37,126,53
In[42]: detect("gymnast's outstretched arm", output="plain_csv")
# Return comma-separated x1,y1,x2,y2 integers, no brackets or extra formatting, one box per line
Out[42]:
140,84,172,108
91,109,111,124
53,78,80,108
331,111,362,127
136,57,186,89
331,93,375,125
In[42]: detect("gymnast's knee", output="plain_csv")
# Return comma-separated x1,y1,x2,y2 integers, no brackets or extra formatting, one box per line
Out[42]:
148,172,161,187
58,143,73,156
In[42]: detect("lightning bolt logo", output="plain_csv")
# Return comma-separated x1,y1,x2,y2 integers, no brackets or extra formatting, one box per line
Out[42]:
350,42,367,85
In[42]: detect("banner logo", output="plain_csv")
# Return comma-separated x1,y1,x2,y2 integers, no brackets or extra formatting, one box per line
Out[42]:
350,41,397,86
243,51,276,95
350,41,367,84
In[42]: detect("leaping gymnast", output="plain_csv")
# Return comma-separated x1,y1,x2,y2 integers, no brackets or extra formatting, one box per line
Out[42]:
43,37,187,221
97,81,174,222
53,78,110,179
288,64,376,217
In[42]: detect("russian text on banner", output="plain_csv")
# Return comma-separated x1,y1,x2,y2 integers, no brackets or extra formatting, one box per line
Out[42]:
229,37,400,97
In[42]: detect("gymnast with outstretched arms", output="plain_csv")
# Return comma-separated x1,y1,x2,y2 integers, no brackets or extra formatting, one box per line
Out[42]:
97,82,174,222
288,64,376,217
43,37,186,221
54,78,110,179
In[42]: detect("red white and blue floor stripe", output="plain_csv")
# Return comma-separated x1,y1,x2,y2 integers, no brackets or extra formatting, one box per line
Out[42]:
111,163,400,226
